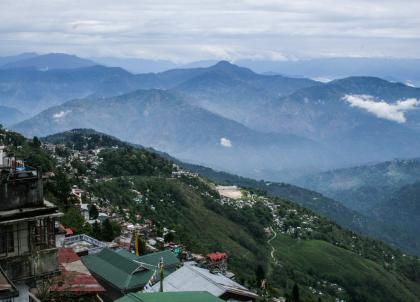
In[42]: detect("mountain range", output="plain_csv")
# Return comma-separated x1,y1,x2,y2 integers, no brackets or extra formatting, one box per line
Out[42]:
5,55,419,181
14,89,324,180
0,53,96,70
0,105,25,126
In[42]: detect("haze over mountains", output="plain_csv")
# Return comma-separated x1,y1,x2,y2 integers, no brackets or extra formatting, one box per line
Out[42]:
298,158,420,254
1,52,419,181
2,52,420,259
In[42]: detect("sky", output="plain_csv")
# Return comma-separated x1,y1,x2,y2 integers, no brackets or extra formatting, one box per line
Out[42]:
1,0,420,62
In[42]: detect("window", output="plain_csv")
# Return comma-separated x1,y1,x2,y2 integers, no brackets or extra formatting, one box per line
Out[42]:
0,226,14,254
32,218,55,250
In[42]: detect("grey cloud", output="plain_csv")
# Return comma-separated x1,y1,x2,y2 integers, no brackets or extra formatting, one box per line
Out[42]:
1,0,420,61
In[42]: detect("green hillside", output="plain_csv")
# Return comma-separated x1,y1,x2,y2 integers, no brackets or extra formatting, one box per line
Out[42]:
4,128,420,301
271,235,420,302
89,175,270,281
178,161,420,255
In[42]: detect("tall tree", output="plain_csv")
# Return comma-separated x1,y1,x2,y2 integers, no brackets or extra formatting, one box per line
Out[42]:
292,283,300,302
255,264,265,288
101,219,115,242
32,136,41,148
89,204,99,219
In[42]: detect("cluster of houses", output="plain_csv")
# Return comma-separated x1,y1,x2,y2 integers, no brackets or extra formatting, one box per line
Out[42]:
0,146,259,302
45,142,104,182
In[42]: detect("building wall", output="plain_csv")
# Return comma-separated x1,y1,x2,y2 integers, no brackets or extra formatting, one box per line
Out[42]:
0,172,43,211
0,219,59,281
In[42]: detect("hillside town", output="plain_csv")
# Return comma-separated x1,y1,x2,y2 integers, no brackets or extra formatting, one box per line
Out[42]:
1,131,411,302
0,143,271,302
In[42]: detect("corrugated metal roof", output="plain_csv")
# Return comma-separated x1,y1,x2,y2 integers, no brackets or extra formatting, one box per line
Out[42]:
81,248,180,291
50,248,105,293
81,248,155,291
114,291,224,302
150,264,258,299
117,249,180,268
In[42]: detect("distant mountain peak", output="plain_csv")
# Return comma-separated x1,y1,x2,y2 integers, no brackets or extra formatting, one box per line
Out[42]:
209,60,254,75
331,76,406,87
213,60,235,67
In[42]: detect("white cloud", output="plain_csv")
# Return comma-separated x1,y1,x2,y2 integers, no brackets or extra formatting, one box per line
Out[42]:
52,110,70,120
220,137,232,148
343,94,420,123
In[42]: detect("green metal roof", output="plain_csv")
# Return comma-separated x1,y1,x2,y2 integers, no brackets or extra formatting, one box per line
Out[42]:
81,248,156,291
114,291,224,302
81,248,180,292
117,249,180,268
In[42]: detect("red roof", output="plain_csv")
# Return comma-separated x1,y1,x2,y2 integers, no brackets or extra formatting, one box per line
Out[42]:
50,248,105,294
207,252,227,262
65,228,73,236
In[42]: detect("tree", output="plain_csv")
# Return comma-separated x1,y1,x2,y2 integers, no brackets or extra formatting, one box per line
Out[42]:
32,136,41,148
61,208,87,234
255,264,265,288
89,204,99,219
91,222,102,240
53,168,73,208
101,219,121,242
138,237,147,255
101,219,115,241
292,283,300,302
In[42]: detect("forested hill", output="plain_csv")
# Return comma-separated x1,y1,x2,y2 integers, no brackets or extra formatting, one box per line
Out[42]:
42,128,132,150
4,127,413,301
177,161,420,256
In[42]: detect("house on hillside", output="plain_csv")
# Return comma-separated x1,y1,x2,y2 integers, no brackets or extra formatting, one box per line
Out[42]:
81,248,180,301
0,148,63,300
207,252,228,274
115,291,224,302
46,248,104,301
150,263,259,302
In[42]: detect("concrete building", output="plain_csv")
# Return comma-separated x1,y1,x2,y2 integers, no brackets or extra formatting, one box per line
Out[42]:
0,148,62,300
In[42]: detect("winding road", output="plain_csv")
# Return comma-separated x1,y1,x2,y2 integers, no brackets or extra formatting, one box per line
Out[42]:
267,226,278,264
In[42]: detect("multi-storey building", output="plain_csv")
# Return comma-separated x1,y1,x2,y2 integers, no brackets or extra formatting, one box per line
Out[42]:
0,147,62,300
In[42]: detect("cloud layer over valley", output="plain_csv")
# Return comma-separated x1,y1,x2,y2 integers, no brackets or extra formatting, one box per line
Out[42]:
343,95,420,123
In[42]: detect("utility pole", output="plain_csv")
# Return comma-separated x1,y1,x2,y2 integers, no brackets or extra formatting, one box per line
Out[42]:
159,257,164,292
134,231,139,256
